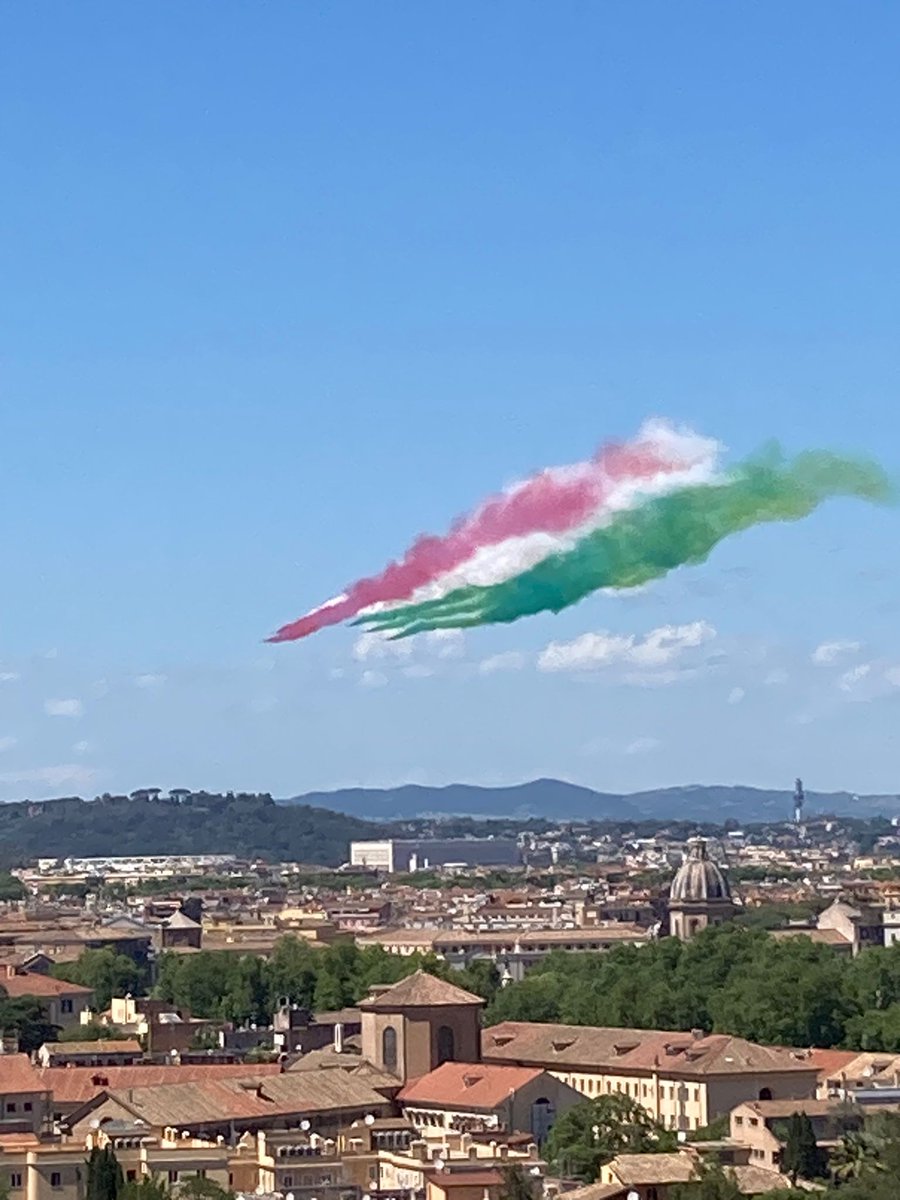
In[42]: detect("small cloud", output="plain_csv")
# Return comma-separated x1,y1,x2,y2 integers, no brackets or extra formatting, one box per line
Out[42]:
328,667,346,680
425,630,466,658
402,664,435,679
885,667,900,688
538,621,715,673
0,672,20,683
135,673,167,689
624,736,661,756
359,669,388,689
839,663,871,693
812,640,861,665
44,698,84,719
0,736,17,753
0,764,97,787
353,633,414,662
765,668,789,686
478,651,527,675
727,687,745,705
72,740,91,755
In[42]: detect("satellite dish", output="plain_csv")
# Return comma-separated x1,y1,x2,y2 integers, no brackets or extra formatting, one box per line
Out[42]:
364,1113,376,1126
433,1158,445,1171
627,1192,640,1200
300,1119,311,1131
676,1131,687,1143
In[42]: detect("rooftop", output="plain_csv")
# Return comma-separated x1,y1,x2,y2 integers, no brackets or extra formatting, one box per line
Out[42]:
359,970,483,1011
398,1062,544,1110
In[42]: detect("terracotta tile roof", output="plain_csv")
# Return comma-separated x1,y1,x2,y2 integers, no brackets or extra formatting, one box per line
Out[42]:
607,1152,696,1186
398,1062,543,1110
98,1070,388,1127
739,1098,841,1119
0,971,93,998
40,1062,282,1106
359,970,483,1010
424,1171,503,1189
483,1022,818,1078
802,1048,860,1081
770,928,851,947
731,1163,797,1193
558,1185,624,1200
0,1054,47,1095
45,1039,142,1056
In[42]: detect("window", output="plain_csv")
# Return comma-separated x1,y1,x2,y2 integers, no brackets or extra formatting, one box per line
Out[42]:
127,1173,137,1183
382,1026,398,1073
6,1103,16,1114
61,999,73,1014
168,1173,179,1185
51,1174,62,1189
282,1177,293,1189
10,1175,23,1190
23,1102,32,1113
735,1116,743,1126
437,1025,455,1065
758,1087,773,1101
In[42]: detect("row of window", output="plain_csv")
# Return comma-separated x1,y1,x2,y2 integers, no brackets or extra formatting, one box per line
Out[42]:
566,1076,703,1105
8,1173,62,1189
4,1101,34,1113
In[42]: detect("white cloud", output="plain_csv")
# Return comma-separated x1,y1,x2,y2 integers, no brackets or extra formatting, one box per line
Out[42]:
44,698,84,718
0,764,97,787
359,670,388,689
839,663,871,692
812,640,861,665
426,630,466,658
727,687,745,705
0,672,20,683
135,673,167,689
538,621,716,674
624,736,661,756
765,668,789,686
72,740,91,755
478,651,527,675
0,736,17,753
885,667,900,688
402,664,435,679
353,633,414,662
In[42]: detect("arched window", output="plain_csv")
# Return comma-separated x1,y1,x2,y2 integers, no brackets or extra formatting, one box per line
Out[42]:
758,1087,772,1101
437,1025,455,1064
382,1026,398,1073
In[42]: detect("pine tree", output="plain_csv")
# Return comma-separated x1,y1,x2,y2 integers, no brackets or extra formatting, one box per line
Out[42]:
781,1112,822,1184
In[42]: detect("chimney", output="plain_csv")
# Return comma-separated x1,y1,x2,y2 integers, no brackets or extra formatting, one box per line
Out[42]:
334,1023,344,1055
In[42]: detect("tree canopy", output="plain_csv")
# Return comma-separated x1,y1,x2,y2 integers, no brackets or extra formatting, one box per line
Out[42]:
544,1094,676,1181
485,924,900,1051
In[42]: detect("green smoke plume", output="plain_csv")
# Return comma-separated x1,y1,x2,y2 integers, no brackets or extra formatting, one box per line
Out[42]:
357,449,892,638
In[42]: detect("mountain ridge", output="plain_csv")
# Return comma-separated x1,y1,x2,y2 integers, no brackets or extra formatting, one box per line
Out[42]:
283,778,900,823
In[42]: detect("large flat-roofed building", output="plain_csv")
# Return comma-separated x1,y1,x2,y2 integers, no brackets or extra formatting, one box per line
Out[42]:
350,838,520,874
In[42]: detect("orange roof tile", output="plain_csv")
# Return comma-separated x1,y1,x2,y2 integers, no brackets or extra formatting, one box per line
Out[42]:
398,1061,543,1110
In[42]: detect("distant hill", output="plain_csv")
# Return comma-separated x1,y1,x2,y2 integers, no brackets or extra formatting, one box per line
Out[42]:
0,792,378,869
283,779,900,823
290,779,638,822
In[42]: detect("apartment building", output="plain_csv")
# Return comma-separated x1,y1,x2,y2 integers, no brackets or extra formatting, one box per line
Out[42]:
482,1021,820,1132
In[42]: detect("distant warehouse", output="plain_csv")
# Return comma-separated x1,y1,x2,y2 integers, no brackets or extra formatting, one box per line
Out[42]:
350,837,521,874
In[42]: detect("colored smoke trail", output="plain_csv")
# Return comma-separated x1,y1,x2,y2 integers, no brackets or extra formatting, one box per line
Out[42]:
267,420,717,642
356,449,893,638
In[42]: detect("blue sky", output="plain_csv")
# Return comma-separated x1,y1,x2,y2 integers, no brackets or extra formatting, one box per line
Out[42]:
2,2,900,802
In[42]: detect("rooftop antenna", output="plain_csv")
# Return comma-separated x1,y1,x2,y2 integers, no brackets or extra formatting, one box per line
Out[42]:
794,777,805,825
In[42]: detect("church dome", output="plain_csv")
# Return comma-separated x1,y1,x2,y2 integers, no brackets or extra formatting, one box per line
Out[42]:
669,838,732,903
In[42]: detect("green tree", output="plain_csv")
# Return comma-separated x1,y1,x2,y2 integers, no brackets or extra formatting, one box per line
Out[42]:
58,1021,126,1043
176,1176,234,1200
670,1160,743,1200
55,948,148,1011
779,1112,823,1184
0,996,59,1052
497,1165,535,1200
265,935,318,1008
0,872,25,902
86,1146,124,1200
120,1176,171,1200
544,1093,676,1182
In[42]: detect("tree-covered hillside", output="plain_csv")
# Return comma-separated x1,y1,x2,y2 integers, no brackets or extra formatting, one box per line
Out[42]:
0,791,378,867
